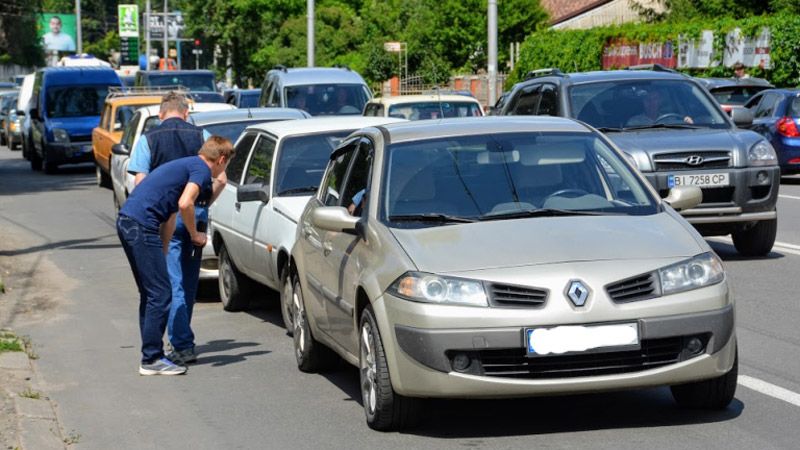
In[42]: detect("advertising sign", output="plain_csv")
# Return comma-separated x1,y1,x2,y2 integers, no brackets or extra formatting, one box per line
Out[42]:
678,30,714,69
601,39,676,69
146,12,186,40
38,13,77,53
724,27,771,69
118,5,140,38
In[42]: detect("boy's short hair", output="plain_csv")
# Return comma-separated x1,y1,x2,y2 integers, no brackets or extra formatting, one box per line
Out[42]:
733,62,745,70
199,135,234,162
160,91,189,114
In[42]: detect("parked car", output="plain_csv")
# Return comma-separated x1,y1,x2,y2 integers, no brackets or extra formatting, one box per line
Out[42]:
18,73,35,160
225,89,261,108
92,92,163,187
210,116,405,315
5,108,23,150
743,88,800,175
288,116,736,430
258,66,372,116
135,70,224,103
363,94,483,119
0,91,19,147
29,66,122,173
499,68,780,256
694,77,773,115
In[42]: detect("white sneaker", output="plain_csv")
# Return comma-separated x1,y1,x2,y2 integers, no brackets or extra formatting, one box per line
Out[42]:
139,358,187,376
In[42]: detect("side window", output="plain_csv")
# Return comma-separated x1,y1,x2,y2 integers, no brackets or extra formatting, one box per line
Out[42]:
755,93,778,118
267,78,280,107
121,113,140,148
511,85,541,116
341,139,374,217
227,132,257,185
320,140,358,207
243,135,276,185
537,84,558,116
744,93,762,110
364,103,383,116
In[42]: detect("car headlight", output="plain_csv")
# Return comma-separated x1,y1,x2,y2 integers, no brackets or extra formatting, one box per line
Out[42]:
52,128,70,144
748,141,777,166
388,272,488,307
658,252,724,295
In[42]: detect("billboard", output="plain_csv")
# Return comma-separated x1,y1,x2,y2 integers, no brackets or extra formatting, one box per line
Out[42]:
146,12,186,40
38,13,77,52
118,4,140,38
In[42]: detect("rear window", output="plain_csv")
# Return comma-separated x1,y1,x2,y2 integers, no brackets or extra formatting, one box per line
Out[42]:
45,85,109,118
788,96,800,117
202,120,267,143
387,101,483,120
710,86,769,106
146,74,215,92
239,92,260,108
285,84,370,116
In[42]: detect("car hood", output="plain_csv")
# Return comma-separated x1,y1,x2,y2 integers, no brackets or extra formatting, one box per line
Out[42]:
389,212,703,274
46,116,101,137
604,128,746,171
272,195,314,223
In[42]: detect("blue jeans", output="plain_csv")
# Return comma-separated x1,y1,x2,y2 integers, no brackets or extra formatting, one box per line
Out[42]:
117,215,171,364
166,206,207,352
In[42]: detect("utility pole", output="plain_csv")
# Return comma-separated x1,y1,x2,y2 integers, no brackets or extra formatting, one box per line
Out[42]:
307,0,315,67
145,0,151,70
75,0,83,53
163,0,168,64
488,0,497,106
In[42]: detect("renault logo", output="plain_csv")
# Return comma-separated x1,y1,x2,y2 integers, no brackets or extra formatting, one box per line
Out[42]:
566,280,590,307
685,155,705,166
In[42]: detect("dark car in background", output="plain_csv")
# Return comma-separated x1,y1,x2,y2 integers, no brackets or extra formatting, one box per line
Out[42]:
744,88,800,175
259,66,372,116
225,89,261,108
135,70,224,103
1,91,19,148
695,77,773,115
499,68,780,256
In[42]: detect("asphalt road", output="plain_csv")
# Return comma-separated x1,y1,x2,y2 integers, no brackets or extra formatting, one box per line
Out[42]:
1,147,799,449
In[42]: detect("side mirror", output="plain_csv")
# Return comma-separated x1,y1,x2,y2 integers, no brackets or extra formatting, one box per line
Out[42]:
111,143,129,155
237,183,270,203
664,186,702,211
312,206,359,234
731,107,754,127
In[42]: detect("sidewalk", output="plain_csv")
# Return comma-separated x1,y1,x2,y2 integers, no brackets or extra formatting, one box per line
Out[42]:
0,331,67,450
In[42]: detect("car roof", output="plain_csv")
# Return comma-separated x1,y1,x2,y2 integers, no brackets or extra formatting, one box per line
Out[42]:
139,70,215,76
105,95,163,106
755,88,800,96
272,67,367,86
245,116,405,139
138,102,235,117
694,77,773,89
378,116,591,144
368,95,481,106
525,69,691,85
189,108,309,126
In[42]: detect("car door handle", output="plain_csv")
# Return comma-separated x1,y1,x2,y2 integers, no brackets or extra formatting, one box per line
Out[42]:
235,202,241,212
323,241,333,256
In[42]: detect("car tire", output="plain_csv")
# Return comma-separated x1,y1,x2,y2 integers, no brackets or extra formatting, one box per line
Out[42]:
42,147,57,174
280,269,294,336
671,349,738,409
732,218,777,257
30,149,42,171
359,304,420,431
292,277,338,372
1,133,6,146
96,164,111,188
218,244,252,311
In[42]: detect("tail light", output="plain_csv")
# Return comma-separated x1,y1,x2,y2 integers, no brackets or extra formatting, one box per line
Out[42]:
777,117,800,137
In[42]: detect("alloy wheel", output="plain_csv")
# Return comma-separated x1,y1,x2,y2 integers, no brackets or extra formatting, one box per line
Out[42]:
360,322,378,415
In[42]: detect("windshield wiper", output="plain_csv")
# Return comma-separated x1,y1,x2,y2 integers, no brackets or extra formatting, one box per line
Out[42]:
277,186,318,196
479,208,615,221
622,123,704,131
594,126,624,132
388,213,476,224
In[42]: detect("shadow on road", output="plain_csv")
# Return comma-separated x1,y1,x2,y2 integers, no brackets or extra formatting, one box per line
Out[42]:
0,234,119,256
0,160,95,196
707,240,785,261
780,175,800,185
193,338,270,367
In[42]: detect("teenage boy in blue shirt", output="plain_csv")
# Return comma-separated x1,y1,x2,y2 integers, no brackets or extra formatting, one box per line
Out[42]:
117,136,233,375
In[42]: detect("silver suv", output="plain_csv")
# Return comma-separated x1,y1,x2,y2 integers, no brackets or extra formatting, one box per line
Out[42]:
258,66,372,116
290,116,736,431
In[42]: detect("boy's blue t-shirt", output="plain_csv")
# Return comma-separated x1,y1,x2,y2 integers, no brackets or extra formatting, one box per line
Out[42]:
120,156,212,231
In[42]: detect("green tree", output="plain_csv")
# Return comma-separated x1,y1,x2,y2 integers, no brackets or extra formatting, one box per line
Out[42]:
631,0,799,22
0,1,44,66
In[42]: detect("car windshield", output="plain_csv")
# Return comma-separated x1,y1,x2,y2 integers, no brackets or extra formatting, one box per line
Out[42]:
202,120,266,143
710,86,769,106
238,92,260,108
45,85,109,118
274,131,351,196
285,84,370,116
147,74,215,92
387,101,483,120
383,132,657,227
1,94,18,112
570,80,728,130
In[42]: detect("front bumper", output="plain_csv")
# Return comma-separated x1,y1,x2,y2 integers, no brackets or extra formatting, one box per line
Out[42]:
642,166,779,226
376,286,735,398
44,142,95,165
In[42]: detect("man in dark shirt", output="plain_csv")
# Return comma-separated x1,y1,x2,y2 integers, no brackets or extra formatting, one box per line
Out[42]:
117,136,234,375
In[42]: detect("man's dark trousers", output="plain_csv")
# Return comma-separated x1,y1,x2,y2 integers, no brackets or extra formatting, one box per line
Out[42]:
116,215,171,364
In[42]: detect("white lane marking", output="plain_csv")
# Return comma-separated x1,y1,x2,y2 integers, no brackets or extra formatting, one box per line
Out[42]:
708,237,800,256
779,194,800,200
739,375,800,408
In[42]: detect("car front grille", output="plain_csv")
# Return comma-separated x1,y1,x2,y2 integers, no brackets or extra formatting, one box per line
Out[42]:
488,283,548,308
606,273,658,302
475,337,688,379
653,151,731,171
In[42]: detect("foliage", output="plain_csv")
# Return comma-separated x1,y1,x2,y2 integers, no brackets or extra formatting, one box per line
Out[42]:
631,0,800,22
0,1,45,66
510,13,800,88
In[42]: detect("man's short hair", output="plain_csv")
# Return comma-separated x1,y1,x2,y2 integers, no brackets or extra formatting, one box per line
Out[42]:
160,91,189,115
733,62,745,70
51,16,62,24
199,135,234,162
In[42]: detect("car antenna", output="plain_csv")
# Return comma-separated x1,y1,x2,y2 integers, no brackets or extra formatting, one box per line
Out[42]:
247,108,252,118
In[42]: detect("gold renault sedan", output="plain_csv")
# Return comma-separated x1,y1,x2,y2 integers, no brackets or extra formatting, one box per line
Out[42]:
289,116,736,431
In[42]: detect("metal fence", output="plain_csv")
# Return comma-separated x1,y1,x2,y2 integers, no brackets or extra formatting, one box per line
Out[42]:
384,73,508,107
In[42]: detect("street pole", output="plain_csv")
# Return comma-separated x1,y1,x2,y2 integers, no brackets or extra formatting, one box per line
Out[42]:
145,0,151,70
307,0,315,67
488,0,497,106
75,0,82,54
163,0,168,64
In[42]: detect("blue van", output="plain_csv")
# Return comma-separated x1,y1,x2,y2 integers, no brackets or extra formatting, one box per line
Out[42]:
29,67,121,173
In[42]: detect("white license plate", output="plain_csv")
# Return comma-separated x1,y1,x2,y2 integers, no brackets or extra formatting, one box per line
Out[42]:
525,323,639,356
668,173,729,188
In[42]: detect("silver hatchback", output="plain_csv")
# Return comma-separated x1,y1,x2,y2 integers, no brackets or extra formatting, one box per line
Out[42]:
289,116,737,431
